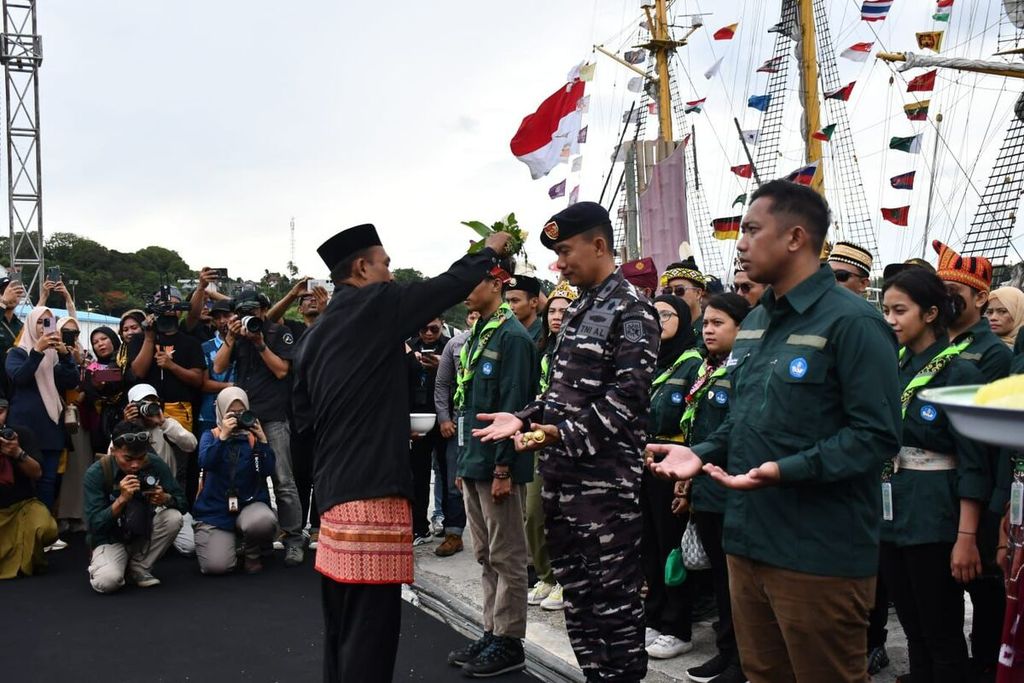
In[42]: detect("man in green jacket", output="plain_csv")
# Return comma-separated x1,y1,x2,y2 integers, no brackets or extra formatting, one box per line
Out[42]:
84,420,187,593
447,261,538,679
648,180,902,682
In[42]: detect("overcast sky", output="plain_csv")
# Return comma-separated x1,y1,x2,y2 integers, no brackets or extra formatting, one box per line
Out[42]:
32,1,1024,282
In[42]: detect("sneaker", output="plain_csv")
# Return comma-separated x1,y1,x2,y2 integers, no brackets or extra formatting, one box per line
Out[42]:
527,580,555,606
243,557,264,574
435,534,464,557
647,634,694,659
44,538,68,553
448,632,494,667
540,584,565,610
412,533,434,546
284,545,305,567
131,571,161,588
867,645,890,676
707,662,747,683
307,528,319,550
645,627,662,648
272,532,285,551
687,653,728,683
431,517,445,537
462,636,526,678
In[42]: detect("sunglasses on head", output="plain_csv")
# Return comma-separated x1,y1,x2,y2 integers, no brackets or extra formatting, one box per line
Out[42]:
113,432,150,447
833,270,864,283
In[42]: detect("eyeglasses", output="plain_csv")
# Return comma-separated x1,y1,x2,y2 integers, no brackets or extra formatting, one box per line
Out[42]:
833,270,865,283
733,283,753,294
112,432,150,447
421,325,440,334
661,285,702,297
657,311,678,321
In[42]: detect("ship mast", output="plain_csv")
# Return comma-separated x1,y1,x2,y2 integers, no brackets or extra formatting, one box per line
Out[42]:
640,0,698,145
798,0,824,194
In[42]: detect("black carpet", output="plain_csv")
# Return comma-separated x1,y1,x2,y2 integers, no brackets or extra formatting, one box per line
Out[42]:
0,533,536,682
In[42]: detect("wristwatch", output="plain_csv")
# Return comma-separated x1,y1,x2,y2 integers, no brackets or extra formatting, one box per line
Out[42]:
14,450,27,463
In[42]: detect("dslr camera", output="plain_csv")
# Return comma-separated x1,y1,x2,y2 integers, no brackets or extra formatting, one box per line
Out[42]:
0,425,15,441
228,410,257,436
140,473,160,492
145,284,191,333
133,401,161,419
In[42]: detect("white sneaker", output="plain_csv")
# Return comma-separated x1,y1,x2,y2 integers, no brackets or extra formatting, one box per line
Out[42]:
527,581,555,606
44,538,68,553
643,626,659,651
646,634,693,659
540,584,565,610
412,534,433,546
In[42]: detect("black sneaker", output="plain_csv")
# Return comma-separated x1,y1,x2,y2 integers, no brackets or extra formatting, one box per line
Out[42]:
462,636,526,678
448,632,494,667
867,645,890,675
708,663,746,683
687,653,728,683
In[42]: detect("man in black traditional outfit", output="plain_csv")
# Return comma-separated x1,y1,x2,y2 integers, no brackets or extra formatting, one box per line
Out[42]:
292,223,510,683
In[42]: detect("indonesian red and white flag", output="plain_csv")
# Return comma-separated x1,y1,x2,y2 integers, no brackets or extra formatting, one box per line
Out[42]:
841,42,874,62
510,80,586,180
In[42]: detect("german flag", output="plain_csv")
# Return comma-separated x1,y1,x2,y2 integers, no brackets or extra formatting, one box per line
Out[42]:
904,100,930,121
712,216,742,240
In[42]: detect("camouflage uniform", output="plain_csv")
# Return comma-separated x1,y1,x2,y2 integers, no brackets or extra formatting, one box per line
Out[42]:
516,269,659,682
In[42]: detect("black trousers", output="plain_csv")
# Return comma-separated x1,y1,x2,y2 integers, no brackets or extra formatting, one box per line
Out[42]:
410,430,440,537
867,559,889,650
693,510,737,664
321,577,402,683
880,541,969,683
640,470,691,640
292,427,317,527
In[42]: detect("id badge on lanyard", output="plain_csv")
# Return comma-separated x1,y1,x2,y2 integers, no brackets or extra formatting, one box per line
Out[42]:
1011,481,1024,527
457,414,466,448
881,482,893,522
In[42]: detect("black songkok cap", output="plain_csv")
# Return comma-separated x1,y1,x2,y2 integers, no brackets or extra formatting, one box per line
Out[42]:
317,224,383,273
541,201,612,249
503,275,540,297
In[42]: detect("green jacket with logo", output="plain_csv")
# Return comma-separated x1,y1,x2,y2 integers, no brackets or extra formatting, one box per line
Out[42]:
692,265,902,578
689,367,733,515
457,316,537,484
881,339,989,546
648,351,702,440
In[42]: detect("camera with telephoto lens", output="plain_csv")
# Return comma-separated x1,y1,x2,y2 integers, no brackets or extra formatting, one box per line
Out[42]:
134,401,161,418
145,284,191,333
0,425,15,440
240,315,262,334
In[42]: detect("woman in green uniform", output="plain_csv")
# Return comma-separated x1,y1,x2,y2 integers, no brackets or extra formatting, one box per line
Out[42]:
880,267,990,682
680,292,750,683
525,281,576,611
643,294,702,660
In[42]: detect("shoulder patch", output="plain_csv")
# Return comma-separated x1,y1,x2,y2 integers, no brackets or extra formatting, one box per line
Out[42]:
623,319,644,343
282,332,295,345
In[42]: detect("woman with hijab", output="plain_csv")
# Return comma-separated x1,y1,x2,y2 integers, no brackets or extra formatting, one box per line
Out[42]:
82,326,126,454
116,310,145,369
642,294,702,660
986,286,1024,350
6,307,80,511
54,317,90,533
193,387,277,575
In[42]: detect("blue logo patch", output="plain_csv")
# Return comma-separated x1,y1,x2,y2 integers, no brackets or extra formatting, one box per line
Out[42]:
481,361,494,377
919,404,938,422
788,357,808,379
670,391,683,405
714,390,728,405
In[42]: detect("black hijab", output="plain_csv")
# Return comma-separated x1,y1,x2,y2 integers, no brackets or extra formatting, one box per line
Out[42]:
654,294,695,369
91,326,121,363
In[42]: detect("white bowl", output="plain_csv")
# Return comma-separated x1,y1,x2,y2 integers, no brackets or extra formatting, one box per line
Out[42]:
410,413,437,434
919,385,1024,450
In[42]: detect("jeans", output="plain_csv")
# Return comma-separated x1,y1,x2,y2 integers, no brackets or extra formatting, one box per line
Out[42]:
436,436,465,534
264,420,303,548
35,449,62,511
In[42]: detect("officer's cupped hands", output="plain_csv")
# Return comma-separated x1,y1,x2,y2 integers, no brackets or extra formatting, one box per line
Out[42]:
646,444,704,481
704,462,781,490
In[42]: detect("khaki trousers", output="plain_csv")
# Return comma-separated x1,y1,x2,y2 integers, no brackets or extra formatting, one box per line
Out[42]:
463,479,528,639
193,502,277,574
88,508,183,593
728,554,875,683
525,452,554,584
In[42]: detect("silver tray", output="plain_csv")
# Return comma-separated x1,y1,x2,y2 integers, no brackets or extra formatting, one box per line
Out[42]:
919,385,1024,450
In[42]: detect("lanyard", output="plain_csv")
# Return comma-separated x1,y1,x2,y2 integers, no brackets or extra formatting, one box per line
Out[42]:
539,353,551,395
898,336,972,418
453,303,513,410
651,349,702,392
679,359,726,442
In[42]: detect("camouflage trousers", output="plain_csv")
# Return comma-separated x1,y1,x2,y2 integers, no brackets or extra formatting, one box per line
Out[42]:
542,480,647,682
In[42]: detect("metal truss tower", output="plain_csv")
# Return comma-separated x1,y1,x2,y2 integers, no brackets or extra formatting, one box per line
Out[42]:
0,0,43,297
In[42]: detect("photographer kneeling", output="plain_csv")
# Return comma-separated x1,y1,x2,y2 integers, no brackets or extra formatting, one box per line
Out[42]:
83,421,186,593
193,388,277,574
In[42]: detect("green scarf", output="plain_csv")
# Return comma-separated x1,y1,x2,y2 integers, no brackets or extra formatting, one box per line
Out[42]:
651,349,702,392
898,336,972,418
453,303,514,410
679,359,727,443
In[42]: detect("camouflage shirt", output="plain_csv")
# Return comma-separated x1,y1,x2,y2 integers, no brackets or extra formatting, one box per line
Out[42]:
516,269,659,491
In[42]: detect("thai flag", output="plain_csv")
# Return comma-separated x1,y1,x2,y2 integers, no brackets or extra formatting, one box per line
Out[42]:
861,0,894,22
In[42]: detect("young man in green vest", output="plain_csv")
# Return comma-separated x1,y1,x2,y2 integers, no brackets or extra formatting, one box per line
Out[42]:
648,180,902,682
448,261,538,678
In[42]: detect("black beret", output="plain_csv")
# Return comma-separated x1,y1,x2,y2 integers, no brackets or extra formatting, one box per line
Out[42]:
541,201,612,249
317,224,383,273
503,275,540,297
